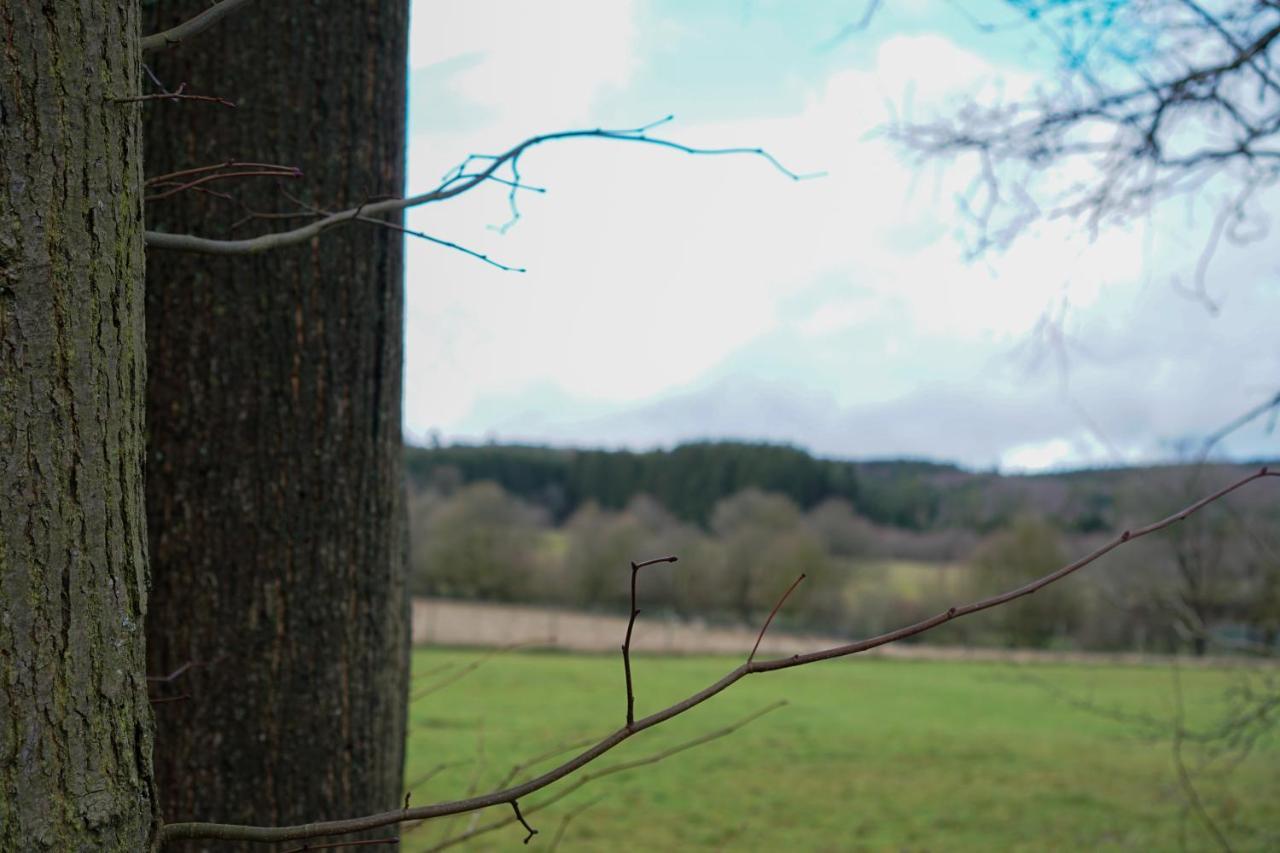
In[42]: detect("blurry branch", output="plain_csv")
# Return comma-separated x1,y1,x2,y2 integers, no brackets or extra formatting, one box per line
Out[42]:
146,658,222,685
157,467,1277,847
1200,389,1280,460
145,162,302,202
1170,665,1233,853
409,641,544,703
403,734,597,840
546,796,603,852
144,116,821,257
141,0,256,53
403,762,465,795
422,701,786,853
1013,648,1278,850
892,2,1280,262
818,0,884,50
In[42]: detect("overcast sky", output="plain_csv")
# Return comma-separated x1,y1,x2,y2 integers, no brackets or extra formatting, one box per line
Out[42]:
401,0,1279,471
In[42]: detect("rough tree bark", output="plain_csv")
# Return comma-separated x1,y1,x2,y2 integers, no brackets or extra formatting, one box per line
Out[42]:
139,1,410,846
0,3,157,850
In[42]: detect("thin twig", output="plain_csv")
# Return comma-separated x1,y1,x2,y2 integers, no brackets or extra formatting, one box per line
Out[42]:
748,573,806,665
622,556,679,727
111,83,236,108
509,801,536,844
156,469,1276,847
145,161,297,186
354,216,524,273
147,659,210,684
146,167,302,203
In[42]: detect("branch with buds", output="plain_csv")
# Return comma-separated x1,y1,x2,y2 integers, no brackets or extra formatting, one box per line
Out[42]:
156,467,1277,848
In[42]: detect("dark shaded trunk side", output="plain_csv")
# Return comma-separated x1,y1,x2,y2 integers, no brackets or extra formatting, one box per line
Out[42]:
140,2,410,846
0,3,156,849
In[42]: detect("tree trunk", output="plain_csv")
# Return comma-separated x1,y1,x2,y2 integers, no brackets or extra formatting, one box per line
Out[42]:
0,3,156,849
139,1,410,845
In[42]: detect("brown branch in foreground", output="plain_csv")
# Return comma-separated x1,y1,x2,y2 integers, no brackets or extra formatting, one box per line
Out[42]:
141,0,256,53
157,468,1276,848
622,556,679,728
748,573,807,665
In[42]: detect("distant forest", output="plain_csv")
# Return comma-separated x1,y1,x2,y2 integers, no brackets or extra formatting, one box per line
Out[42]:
405,440,1266,533
403,441,1278,653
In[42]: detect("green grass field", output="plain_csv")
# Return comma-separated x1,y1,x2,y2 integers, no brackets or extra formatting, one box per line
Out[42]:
403,649,1278,852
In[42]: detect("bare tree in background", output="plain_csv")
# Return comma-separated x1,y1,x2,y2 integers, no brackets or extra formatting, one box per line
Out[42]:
895,1,1280,310
881,4,1280,846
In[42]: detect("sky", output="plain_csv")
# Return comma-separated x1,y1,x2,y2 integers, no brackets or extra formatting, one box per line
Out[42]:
401,0,1279,472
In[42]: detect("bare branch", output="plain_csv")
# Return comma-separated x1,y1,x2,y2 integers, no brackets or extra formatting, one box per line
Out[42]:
747,573,806,665
622,556,679,727
111,81,236,108
141,0,256,53
146,164,302,202
157,468,1276,848
144,119,819,256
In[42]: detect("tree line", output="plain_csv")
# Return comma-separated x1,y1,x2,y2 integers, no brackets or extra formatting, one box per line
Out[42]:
406,440,1276,534
408,464,1280,654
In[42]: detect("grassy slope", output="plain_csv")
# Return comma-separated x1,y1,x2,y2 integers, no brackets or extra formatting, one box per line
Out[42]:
404,650,1277,852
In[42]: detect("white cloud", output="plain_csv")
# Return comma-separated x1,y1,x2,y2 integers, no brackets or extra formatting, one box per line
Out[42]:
409,0,638,138
401,12,1279,468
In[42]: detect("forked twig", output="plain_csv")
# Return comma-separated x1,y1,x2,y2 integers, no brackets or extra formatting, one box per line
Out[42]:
145,118,821,255
622,556,678,727
509,800,537,844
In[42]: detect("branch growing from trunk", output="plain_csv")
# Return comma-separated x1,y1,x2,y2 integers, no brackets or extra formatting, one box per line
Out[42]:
144,118,820,255
157,467,1276,848
141,0,257,53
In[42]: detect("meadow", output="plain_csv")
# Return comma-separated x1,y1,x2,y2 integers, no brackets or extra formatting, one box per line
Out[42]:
403,648,1278,852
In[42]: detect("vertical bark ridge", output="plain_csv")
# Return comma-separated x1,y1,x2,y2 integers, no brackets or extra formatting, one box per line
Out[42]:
1,2,155,850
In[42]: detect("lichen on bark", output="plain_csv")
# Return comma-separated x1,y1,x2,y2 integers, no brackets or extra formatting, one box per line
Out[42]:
1,1,156,850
